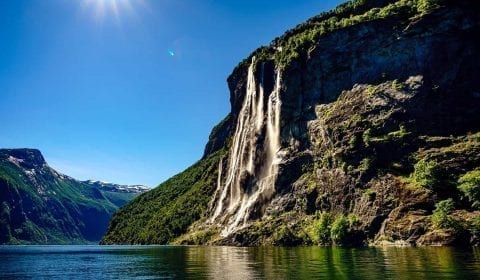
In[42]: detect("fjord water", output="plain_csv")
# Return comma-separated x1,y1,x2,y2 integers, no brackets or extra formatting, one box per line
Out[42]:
1,246,480,279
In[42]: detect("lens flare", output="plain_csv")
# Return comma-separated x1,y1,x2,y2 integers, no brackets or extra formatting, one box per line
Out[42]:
82,0,145,22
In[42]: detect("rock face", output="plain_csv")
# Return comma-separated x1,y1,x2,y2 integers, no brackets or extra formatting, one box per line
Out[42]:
0,149,147,244
102,0,480,246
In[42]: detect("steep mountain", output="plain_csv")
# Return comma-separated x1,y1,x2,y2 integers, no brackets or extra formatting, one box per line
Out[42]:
0,149,147,244
102,0,480,246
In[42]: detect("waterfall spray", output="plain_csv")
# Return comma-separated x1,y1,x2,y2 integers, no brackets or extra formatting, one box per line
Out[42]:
209,58,282,236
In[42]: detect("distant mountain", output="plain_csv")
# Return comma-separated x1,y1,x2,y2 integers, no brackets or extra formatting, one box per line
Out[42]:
83,180,149,194
0,148,148,244
82,180,149,208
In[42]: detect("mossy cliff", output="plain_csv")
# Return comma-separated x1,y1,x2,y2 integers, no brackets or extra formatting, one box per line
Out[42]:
102,0,480,246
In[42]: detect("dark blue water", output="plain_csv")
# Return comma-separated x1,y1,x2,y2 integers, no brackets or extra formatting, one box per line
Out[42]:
1,245,479,279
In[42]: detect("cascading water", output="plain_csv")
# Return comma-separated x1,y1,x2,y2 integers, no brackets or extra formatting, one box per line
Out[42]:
209,58,282,236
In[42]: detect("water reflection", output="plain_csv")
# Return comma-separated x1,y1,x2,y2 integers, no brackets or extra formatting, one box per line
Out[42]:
182,246,480,279
1,245,480,279
189,246,258,279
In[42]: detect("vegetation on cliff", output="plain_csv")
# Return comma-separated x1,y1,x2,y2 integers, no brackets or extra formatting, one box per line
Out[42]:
101,148,226,244
102,0,480,246
235,0,446,71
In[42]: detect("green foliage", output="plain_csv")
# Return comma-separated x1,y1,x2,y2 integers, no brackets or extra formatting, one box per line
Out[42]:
365,125,410,144
392,79,405,90
310,212,359,245
435,199,455,213
470,216,480,237
348,214,360,227
363,128,373,147
207,114,230,141
359,158,372,172
0,149,129,244
411,159,442,189
272,225,297,246
101,192,139,208
431,199,455,230
458,170,480,209
186,229,217,245
301,162,314,174
331,214,350,245
348,136,357,148
270,0,445,68
102,148,227,245
232,0,447,77
312,212,334,244
417,0,441,14
364,189,376,201
366,85,378,96
386,125,410,140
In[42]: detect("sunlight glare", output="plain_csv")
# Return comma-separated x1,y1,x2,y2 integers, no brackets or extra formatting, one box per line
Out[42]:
82,0,145,22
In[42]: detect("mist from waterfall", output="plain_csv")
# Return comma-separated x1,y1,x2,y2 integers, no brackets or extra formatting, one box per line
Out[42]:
209,58,282,236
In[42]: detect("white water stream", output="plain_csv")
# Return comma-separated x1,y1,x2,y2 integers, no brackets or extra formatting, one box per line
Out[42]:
209,58,282,236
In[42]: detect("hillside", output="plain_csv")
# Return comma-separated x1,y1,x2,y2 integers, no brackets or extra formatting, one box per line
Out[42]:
0,149,147,244
102,0,480,246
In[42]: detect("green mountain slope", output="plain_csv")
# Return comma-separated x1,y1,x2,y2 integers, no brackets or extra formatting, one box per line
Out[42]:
0,149,146,244
102,0,480,246
101,148,225,244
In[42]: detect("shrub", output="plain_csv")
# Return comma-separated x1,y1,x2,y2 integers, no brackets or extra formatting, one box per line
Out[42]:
313,212,333,244
470,216,480,237
435,198,455,213
387,125,409,140
190,229,216,245
272,225,301,246
363,128,372,147
365,85,377,96
348,214,361,227
330,214,350,245
348,135,359,148
458,170,480,209
364,189,376,201
417,0,441,14
431,199,455,229
311,212,361,245
392,79,404,90
359,158,372,172
411,159,442,188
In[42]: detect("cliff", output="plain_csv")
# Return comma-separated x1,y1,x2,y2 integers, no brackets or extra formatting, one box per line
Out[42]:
102,0,480,246
0,149,146,244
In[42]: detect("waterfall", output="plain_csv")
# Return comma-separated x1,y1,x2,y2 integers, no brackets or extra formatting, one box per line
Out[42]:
209,58,282,236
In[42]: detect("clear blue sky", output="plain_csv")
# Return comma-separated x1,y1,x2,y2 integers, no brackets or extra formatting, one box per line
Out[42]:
0,0,342,187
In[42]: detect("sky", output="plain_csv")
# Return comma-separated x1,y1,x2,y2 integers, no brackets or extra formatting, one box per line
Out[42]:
0,0,342,187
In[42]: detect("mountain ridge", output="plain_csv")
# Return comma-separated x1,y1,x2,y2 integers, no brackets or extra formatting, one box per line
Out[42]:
0,148,146,244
